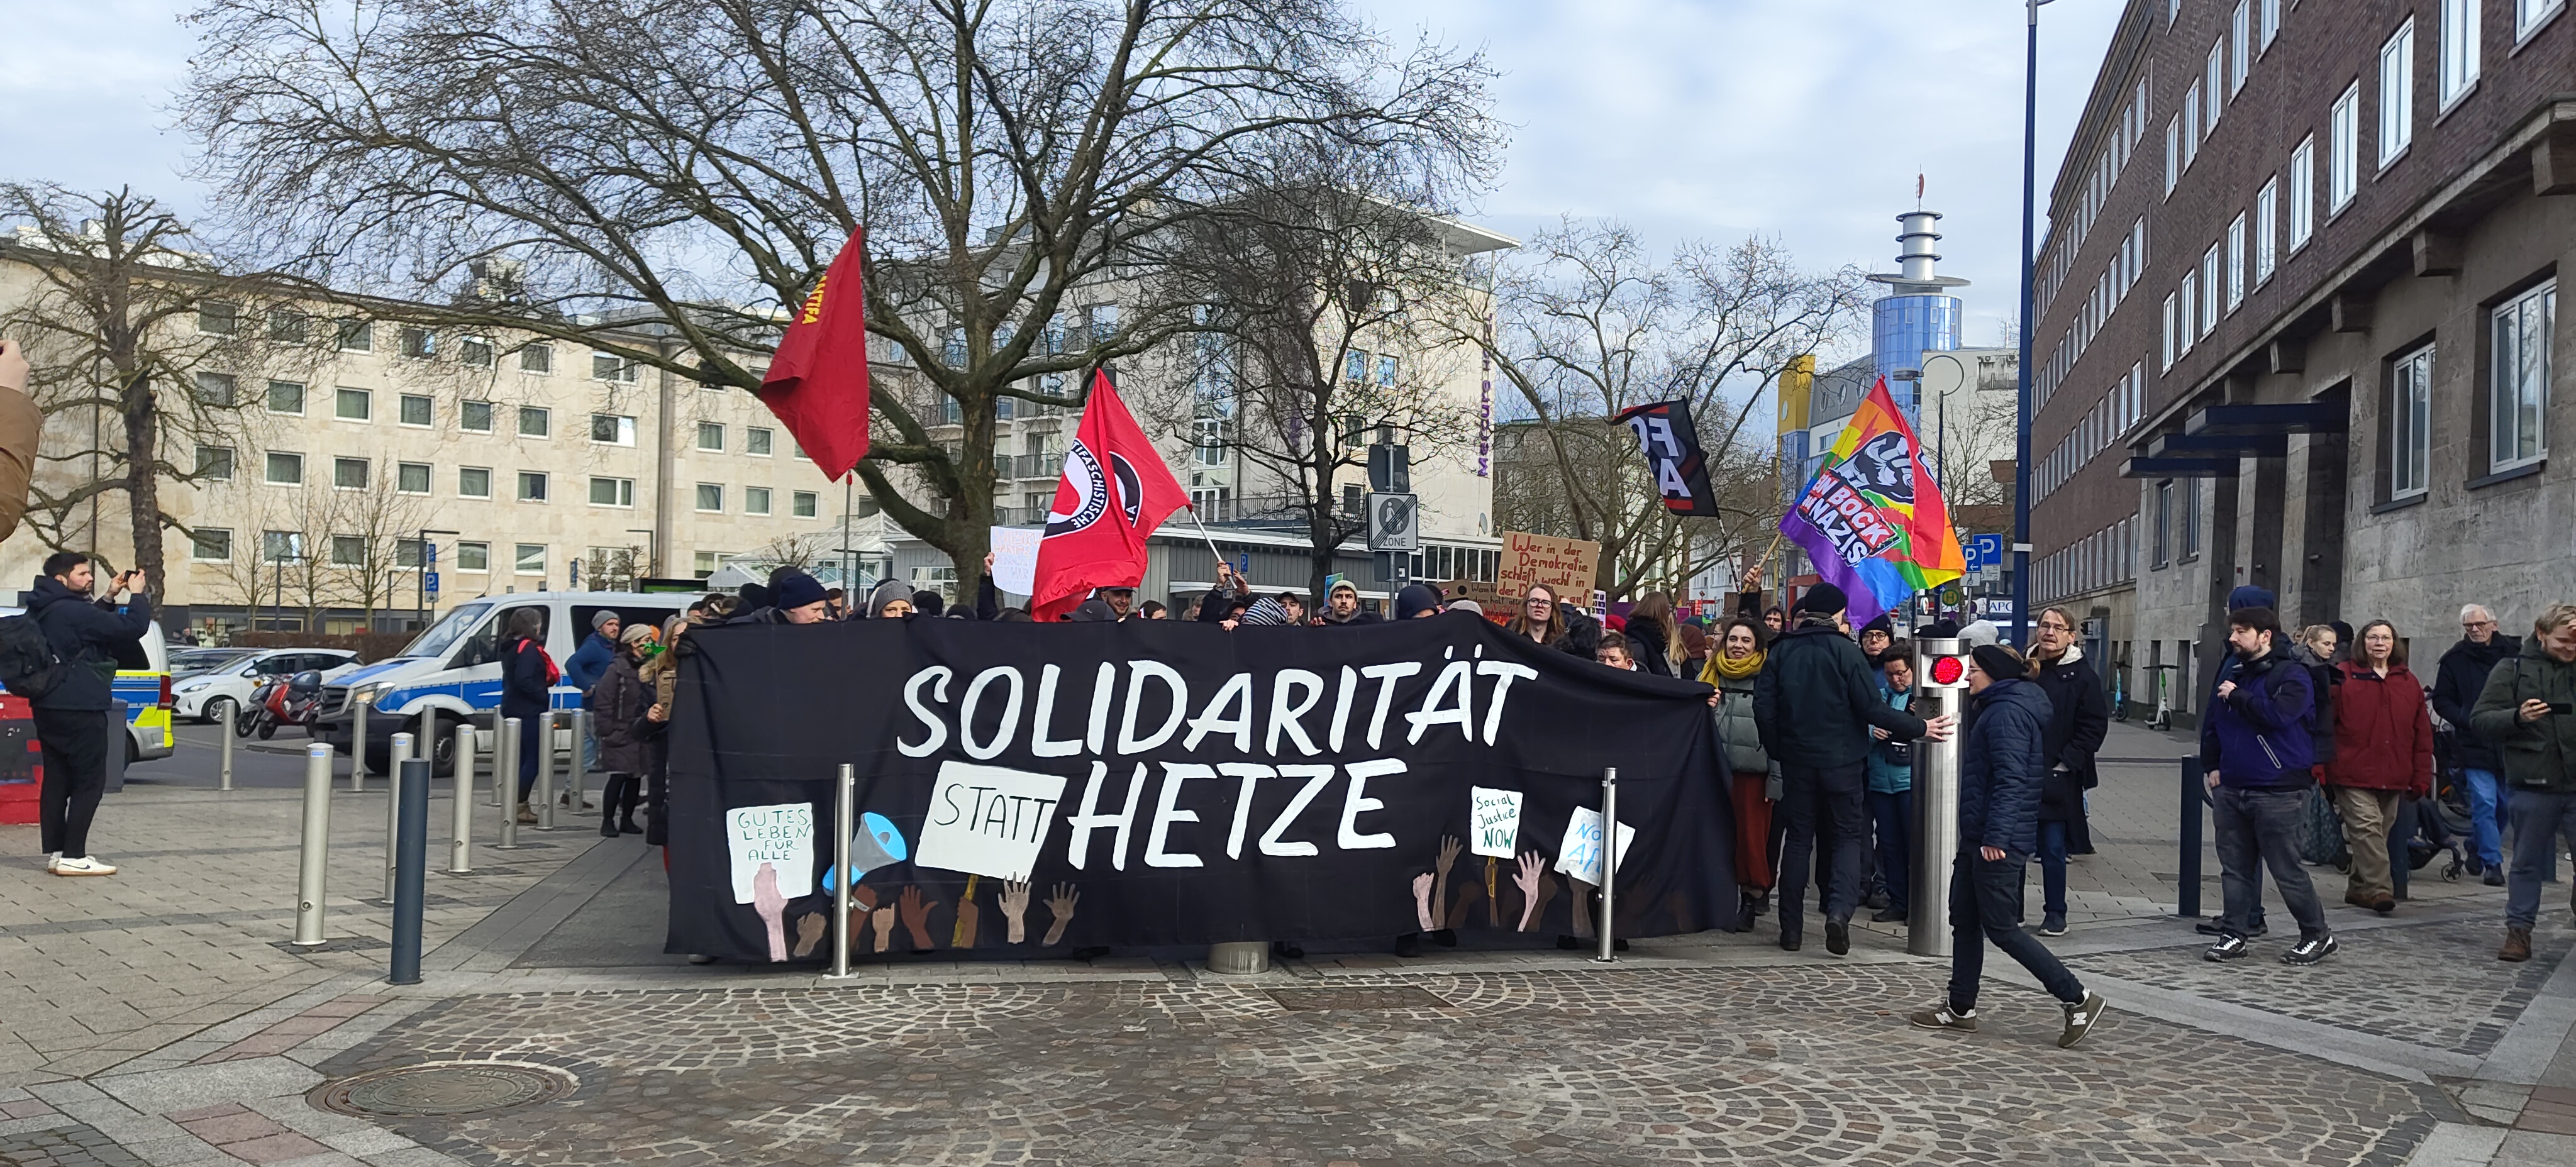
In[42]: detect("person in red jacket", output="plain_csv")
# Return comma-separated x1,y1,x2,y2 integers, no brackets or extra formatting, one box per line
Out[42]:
2324,619,2434,914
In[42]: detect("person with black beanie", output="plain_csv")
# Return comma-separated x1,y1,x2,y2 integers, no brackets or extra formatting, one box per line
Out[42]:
1753,582,1954,956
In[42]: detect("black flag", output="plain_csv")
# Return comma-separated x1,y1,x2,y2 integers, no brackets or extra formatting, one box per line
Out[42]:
1612,400,1719,516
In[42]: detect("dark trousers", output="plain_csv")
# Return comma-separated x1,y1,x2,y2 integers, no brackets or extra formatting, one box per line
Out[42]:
2212,784,2328,940
1867,788,1912,914
1777,760,1867,935
600,772,640,832
33,706,111,860
510,711,543,800
2038,821,2070,917
644,773,669,846
1947,851,2086,1012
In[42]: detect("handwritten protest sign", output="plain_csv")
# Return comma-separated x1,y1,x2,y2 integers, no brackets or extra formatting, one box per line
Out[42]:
988,526,1041,596
1468,787,1523,858
916,761,1067,881
1497,531,1601,600
726,802,815,904
1556,806,1636,886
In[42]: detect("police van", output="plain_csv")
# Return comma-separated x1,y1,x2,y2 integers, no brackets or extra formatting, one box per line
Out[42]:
309,591,697,775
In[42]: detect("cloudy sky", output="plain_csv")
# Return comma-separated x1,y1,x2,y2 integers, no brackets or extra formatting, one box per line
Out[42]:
8,0,2123,347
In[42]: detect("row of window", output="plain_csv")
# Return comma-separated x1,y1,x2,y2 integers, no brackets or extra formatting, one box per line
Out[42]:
2038,218,2149,407
195,306,683,384
2038,363,2147,501
2388,279,2555,497
189,529,574,577
191,374,793,458
208,447,824,516
2036,516,2138,604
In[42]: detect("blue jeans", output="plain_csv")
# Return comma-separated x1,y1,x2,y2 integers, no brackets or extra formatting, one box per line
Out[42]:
2507,789,2576,929
2038,821,2070,917
2463,767,2506,869
1867,788,1912,915
1946,851,2086,1014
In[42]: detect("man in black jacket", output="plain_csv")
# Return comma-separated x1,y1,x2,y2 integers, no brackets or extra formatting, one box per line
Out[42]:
27,552,153,877
1754,584,1953,956
2433,603,2517,883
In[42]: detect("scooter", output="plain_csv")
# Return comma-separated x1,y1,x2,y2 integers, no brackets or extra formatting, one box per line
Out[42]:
238,670,326,739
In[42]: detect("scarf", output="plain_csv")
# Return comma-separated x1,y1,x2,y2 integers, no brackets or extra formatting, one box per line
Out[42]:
1706,650,1764,682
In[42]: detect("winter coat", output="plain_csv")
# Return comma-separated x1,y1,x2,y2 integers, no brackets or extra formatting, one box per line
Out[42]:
1319,606,1384,626
1753,617,1928,770
1628,619,1675,678
1866,683,1916,794
2470,638,2576,794
499,633,555,721
0,386,36,545
2433,634,2519,771
590,652,653,775
23,577,152,712
2289,642,2342,766
2030,644,2110,822
2198,649,2316,788
2324,661,2434,796
1712,670,1767,775
1959,677,2052,856
565,631,617,695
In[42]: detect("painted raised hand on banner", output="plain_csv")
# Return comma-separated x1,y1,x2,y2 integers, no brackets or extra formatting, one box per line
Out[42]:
952,875,982,948
1042,883,1079,946
1513,851,1552,932
752,863,789,961
1412,873,1437,932
845,887,880,962
1433,835,1461,922
870,905,897,953
791,911,827,959
1566,871,1596,939
999,880,1032,944
1445,880,1482,930
899,885,940,952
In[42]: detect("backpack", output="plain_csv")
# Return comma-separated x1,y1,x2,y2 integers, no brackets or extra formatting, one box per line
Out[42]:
0,613,70,700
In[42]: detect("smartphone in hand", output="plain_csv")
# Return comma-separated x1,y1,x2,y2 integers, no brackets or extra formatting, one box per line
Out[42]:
2553,702,2574,716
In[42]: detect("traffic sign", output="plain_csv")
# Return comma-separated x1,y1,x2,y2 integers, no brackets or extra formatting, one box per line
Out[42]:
1365,492,1419,552
1970,533,2005,570
425,571,440,597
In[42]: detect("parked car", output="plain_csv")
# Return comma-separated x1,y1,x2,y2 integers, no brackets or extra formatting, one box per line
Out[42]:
172,648,362,726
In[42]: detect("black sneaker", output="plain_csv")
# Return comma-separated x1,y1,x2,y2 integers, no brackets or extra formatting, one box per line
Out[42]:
2038,912,2068,937
2485,868,2506,887
1825,920,1850,956
2281,933,2338,966
2057,992,2108,1048
2194,918,2265,938
1870,906,1908,924
1392,932,1421,958
2202,934,2251,962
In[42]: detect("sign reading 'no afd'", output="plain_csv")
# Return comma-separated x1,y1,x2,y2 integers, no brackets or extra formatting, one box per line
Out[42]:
665,614,1739,961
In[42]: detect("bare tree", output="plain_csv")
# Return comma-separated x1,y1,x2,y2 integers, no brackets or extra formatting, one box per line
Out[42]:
324,470,438,629
184,0,1499,597
199,485,333,631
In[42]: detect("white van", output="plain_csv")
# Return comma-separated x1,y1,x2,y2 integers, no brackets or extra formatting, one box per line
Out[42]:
309,591,697,775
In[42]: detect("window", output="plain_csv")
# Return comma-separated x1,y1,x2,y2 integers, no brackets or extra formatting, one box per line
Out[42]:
2199,244,2221,336
2392,343,2434,497
395,539,425,568
192,528,232,563
335,387,370,421
2330,82,2360,211
397,462,431,494
2182,83,2201,164
332,456,369,489
336,319,372,352
1376,355,1398,385
518,406,550,437
2225,214,2247,311
2179,271,2200,353
399,326,435,359
2230,1,2250,92
590,413,635,445
462,401,494,432
330,535,366,567
2164,116,2181,195
794,441,809,461
267,308,308,343
265,451,304,485
2521,0,2566,40
197,446,235,481
744,486,772,516
457,541,489,572
266,380,304,414
2379,20,2416,165
2204,44,2224,128
1343,351,1368,382
747,426,774,456
792,490,819,518
515,544,547,575
2254,178,2279,284
589,476,635,507
2441,0,2481,104
260,531,304,563
2289,136,2318,248
197,301,239,336
2182,478,2202,558
517,470,548,502
460,336,494,368
1194,418,1224,465
2161,293,2180,370
2492,280,2555,472
591,351,635,382
519,343,553,373
693,550,723,579
194,372,236,407
697,421,724,451
396,394,431,427
695,483,724,512
2261,0,2280,49
458,467,492,498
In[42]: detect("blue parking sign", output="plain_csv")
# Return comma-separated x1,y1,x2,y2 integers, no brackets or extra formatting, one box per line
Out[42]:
425,571,440,596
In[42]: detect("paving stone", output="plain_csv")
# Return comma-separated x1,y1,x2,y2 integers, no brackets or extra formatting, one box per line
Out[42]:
0,1120,151,1167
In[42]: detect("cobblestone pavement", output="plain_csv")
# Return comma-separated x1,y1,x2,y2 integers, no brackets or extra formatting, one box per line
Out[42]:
316,965,2453,1167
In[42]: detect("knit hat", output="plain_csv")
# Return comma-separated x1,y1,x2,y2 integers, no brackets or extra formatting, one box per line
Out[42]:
774,569,828,612
1238,597,1291,626
1970,643,2027,681
620,623,657,646
864,580,909,617
913,590,946,617
591,609,618,632
1861,614,1894,637
2227,585,2277,612
1328,578,1359,598
1446,599,1484,616
1396,584,1442,619
1791,582,1848,617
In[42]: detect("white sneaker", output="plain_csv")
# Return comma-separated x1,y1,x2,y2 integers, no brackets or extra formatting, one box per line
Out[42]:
51,856,116,877
43,851,59,872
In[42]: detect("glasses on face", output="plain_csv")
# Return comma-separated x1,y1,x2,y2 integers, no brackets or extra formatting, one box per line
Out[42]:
1526,599,1552,608
2466,621,2496,629
2040,622,2072,634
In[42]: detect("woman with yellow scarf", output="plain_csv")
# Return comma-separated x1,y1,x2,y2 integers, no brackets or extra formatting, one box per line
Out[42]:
1704,616,1774,929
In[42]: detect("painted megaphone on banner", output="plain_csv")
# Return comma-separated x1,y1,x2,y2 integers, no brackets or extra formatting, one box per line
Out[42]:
820,812,909,892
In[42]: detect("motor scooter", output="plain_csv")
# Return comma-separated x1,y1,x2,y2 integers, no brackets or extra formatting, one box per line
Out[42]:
237,670,326,739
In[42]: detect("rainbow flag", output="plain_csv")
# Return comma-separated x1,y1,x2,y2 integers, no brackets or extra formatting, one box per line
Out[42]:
1778,377,1963,626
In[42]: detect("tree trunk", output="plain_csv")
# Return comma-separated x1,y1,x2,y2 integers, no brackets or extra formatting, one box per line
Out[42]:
119,370,165,593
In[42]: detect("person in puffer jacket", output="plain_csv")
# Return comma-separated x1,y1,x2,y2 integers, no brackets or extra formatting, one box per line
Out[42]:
2199,606,2336,966
1702,616,1774,928
1909,644,2106,1048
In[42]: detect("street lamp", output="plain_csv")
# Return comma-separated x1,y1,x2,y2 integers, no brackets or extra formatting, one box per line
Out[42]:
2011,0,2057,650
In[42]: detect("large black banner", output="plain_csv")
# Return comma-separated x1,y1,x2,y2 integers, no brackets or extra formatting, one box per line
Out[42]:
666,612,1737,961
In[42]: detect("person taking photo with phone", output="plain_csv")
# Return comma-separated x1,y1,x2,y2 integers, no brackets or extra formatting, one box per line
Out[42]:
2471,604,2576,961
25,553,153,876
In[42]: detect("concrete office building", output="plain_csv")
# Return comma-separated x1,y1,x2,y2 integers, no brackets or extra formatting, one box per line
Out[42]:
2028,0,2573,721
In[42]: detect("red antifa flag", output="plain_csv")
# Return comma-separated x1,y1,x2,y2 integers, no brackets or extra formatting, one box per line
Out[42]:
758,231,870,480
1030,371,1190,621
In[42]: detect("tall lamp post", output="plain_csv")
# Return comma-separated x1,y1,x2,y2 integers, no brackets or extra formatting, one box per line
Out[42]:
2011,0,2055,650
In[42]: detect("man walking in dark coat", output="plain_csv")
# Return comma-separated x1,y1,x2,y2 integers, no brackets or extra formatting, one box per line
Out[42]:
1910,644,2107,1046
2433,603,2518,883
1754,584,1952,956
2201,607,2336,966
27,552,153,877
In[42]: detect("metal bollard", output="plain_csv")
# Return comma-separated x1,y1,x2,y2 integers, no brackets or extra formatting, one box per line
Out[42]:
2179,756,2206,919
826,763,858,980
293,743,333,946
384,732,413,900
489,714,504,809
1909,638,1966,959
1208,942,1270,975
535,711,557,831
350,695,369,794
496,717,523,850
217,699,235,792
1594,767,1619,964
448,721,477,875
389,756,430,985
566,708,589,812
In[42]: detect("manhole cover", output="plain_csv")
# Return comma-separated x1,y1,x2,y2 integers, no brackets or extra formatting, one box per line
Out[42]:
1266,987,1453,1012
312,1062,575,1118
